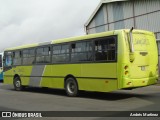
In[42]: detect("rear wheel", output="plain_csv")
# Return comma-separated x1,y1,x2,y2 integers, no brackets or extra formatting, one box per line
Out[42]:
65,77,78,97
13,77,23,91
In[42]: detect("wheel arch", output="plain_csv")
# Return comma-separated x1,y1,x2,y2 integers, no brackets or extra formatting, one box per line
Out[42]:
13,74,23,91
64,74,78,89
13,74,21,81
13,74,22,84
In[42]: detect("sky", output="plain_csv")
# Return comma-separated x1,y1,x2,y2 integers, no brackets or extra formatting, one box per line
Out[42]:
0,0,100,52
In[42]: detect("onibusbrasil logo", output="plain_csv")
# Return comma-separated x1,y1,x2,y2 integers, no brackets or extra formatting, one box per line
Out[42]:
2,112,42,118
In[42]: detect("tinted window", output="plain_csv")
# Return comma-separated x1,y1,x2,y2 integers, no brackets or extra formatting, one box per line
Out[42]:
94,37,116,61
4,52,12,67
71,41,93,62
52,44,69,63
13,51,22,65
36,47,50,63
22,49,35,65
23,50,29,58
0,55,2,67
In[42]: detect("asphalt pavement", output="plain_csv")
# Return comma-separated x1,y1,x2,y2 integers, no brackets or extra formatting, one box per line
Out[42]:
0,83,160,120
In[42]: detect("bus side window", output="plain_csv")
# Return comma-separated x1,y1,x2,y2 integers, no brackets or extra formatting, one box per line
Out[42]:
0,55,2,67
71,41,93,62
36,46,50,64
108,39,116,61
5,52,12,67
52,44,69,63
22,49,35,65
95,39,108,61
13,51,22,65
94,37,116,62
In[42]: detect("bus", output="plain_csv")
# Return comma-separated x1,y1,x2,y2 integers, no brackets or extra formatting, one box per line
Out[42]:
0,53,3,81
3,29,158,96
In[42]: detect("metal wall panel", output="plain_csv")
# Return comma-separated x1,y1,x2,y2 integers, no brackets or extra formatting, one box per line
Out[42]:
105,24,108,31
86,0,160,35
123,1,133,18
134,0,147,16
124,18,134,29
113,2,124,21
148,11,160,32
95,26,105,33
107,3,114,22
135,15,150,31
88,19,95,29
87,28,96,34
103,4,108,25
158,41,160,55
114,21,125,30
157,33,160,40
94,5,106,33
95,6,105,26
109,23,114,31
134,0,160,15
146,0,160,13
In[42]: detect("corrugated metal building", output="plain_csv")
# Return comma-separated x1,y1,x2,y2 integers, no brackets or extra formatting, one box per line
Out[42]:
85,0,160,38
85,0,160,73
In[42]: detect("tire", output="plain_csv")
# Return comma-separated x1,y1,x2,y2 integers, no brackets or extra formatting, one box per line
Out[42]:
65,77,78,97
13,77,23,91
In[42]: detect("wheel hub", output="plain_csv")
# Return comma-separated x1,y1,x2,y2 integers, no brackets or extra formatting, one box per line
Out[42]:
16,81,20,88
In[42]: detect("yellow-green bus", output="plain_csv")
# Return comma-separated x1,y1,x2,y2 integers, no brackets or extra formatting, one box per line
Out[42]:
3,29,158,96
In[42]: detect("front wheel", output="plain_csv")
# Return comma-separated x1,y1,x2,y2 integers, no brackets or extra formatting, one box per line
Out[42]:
13,77,23,91
65,77,78,97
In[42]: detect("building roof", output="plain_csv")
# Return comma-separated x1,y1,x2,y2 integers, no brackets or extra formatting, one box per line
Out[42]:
85,0,128,27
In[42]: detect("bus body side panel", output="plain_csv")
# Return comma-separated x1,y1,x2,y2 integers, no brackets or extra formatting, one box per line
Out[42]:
4,66,33,85
79,63,117,92
3,68,13,84
40,63,118,92
20,66,34,86
41,64,81,89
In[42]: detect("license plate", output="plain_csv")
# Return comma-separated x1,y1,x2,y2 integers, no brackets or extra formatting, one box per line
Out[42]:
141,66,145,71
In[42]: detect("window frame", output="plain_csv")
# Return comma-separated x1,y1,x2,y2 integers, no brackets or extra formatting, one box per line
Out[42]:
3,51,13,67
51,35,117,64
0,55,2,67
12,50,22,66
35,45,51,65
93,36,117,63
3,35,117,66
22,47,36,65
52,43,70,64
70,40,93,63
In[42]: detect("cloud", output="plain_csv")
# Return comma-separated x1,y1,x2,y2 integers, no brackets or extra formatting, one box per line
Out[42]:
0,0,100,52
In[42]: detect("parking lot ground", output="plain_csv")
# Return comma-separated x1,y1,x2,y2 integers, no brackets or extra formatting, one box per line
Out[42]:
0,83,160,120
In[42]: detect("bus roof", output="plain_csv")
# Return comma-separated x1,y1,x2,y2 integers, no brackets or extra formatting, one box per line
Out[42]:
52,30,114,44
4,29,153,51
5,30,115,51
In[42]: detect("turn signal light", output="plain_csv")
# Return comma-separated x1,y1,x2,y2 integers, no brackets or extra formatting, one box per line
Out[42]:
125,71,129,75
124,66,128,70
127,82,132,85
